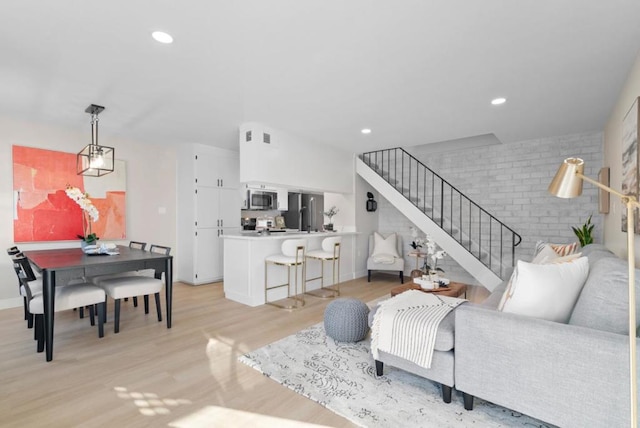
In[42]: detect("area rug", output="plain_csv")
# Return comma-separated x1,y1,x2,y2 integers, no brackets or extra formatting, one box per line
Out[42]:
239,323,553,428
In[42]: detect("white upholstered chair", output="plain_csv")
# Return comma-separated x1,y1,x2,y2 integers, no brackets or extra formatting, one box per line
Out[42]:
94,244,170,333
13,255,105,352
265,239,307,309
367,232,405,283
305,236,341,298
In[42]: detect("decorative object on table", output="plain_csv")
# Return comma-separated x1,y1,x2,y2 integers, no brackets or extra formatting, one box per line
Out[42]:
366,191,377,212
621,96,639,233
239,322,548,428
65,185,100,245
323,205,339,231
549,156,639,427
572,214,594,247
408,226,426,253
77,104,115,177
323,298,370,342
421,234,447,276
412,276,451,291
82,243,120,256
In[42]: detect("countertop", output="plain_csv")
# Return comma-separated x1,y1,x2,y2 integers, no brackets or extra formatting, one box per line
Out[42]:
224,230,358,240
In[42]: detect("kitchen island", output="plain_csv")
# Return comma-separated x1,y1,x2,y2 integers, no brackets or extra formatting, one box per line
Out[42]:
223,231,357,306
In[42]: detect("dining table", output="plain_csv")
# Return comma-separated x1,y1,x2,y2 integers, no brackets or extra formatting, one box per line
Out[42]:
23,245,173,362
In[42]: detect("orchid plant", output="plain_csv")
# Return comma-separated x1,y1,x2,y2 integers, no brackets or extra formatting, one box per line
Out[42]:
410,227,447,272
65,185,100,244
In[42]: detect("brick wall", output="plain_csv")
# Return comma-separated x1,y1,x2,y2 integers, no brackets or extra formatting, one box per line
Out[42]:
376,132,603,284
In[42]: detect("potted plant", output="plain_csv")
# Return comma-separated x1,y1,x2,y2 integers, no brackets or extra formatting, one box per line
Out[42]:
65,185,100,249
323,206,339,231
572,214,594,247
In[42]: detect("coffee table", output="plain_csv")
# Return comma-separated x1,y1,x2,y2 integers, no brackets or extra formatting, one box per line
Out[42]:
390,281,467,299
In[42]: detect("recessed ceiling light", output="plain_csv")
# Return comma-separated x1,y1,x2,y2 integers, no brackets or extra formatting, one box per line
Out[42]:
361,128,372,134
491,97,507,105
152,31,173,44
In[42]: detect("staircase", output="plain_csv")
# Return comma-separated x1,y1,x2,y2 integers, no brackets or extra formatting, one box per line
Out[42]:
357,148,521,291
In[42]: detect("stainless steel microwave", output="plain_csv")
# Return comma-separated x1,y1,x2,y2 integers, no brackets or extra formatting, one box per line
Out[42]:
248,190,277,210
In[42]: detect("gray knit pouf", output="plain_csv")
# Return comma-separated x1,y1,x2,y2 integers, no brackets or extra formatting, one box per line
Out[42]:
324,298,370,342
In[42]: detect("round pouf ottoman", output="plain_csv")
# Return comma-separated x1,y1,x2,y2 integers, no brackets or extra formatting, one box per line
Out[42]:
324,298,370,342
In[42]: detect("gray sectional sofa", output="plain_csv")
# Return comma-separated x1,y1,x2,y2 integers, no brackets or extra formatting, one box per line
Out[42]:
455,244,640,427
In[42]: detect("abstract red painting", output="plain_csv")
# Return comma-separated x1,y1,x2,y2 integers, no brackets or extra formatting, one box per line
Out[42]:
12,145,127,242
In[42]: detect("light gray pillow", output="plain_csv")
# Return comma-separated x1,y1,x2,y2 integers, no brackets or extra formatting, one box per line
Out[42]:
569,256,640,334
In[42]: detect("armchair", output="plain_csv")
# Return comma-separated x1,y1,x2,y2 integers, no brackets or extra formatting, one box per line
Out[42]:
367,232,405,283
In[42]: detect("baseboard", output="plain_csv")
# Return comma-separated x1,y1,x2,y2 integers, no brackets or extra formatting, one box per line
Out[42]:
0,297,23,310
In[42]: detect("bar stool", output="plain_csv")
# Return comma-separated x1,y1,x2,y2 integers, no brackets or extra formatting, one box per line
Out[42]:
265,239,307,310
305,236,341,298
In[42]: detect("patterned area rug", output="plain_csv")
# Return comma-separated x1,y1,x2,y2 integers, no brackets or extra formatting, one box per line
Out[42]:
239,323,553,428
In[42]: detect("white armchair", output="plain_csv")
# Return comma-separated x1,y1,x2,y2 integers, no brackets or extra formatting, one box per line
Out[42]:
367,232,405,283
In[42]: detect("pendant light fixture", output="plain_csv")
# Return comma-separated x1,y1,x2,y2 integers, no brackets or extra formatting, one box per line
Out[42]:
76,104,114,177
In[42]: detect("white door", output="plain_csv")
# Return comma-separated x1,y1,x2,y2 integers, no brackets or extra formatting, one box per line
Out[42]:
196,186,220,228
195,227,221,283
219,153,240,189
219,188,241,229
195,151,220,187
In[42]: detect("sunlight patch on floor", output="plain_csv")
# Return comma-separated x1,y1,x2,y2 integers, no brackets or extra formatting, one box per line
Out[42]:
114,386,191,416
169,405,333,428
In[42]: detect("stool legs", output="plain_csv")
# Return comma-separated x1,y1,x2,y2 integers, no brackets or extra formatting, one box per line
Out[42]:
305,243,340,299
304,256,340,298
264,246,306,310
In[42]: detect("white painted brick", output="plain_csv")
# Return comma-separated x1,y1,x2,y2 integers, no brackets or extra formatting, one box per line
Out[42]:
378,131,603,282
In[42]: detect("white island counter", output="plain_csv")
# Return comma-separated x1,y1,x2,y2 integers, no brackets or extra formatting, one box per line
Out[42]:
223,231,358,306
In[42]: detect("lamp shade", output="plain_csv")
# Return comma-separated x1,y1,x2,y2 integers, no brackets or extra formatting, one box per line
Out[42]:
548,157,585,198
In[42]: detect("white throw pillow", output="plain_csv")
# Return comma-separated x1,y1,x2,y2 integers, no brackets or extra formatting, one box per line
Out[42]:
500,257,589,323
371,232,400,259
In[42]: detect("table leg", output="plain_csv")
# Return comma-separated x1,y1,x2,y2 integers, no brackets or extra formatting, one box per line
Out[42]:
165,258,173,328
43,269,55,362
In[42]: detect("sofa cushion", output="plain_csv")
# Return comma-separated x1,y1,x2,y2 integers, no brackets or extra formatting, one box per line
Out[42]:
534,240,579,259
580,243,616,269
368,303,455,351
569,256,640,334
499,257,589,323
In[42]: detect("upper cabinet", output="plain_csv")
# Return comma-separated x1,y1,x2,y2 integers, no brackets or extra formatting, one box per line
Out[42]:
196,150,240,189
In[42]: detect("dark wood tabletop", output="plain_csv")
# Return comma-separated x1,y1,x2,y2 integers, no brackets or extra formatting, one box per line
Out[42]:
24,245,173,362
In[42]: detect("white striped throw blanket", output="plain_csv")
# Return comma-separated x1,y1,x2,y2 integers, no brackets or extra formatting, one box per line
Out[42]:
371,290,466,369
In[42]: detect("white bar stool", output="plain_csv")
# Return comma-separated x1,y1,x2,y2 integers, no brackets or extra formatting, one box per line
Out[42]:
265,239,307,309
305,236,341,298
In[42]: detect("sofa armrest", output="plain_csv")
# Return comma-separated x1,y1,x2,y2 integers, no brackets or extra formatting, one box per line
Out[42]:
455,304,637,428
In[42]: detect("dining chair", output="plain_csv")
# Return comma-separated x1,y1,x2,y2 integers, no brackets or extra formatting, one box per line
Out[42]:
94,244,170,333
13,255,106,353
90,241,147,307
7,247,42,328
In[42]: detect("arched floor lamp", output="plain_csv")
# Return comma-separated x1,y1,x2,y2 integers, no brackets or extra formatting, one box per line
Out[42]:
548,157,637,428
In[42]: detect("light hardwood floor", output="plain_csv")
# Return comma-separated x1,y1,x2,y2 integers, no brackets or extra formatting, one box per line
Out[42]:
1,274,488,428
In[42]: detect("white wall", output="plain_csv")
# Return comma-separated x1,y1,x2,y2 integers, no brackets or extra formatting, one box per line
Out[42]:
604,51,640,264
0,116,177,308
239,122,354,194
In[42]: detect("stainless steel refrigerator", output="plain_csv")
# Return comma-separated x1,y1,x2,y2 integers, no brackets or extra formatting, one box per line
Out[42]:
284,192,324,232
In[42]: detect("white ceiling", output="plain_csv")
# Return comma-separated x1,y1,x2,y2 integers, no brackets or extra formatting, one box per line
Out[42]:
1,1,639,154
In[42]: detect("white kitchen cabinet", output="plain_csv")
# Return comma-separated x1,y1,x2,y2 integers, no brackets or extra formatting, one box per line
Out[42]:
196,150,240,189
276,188,288,211
177,144,240,285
